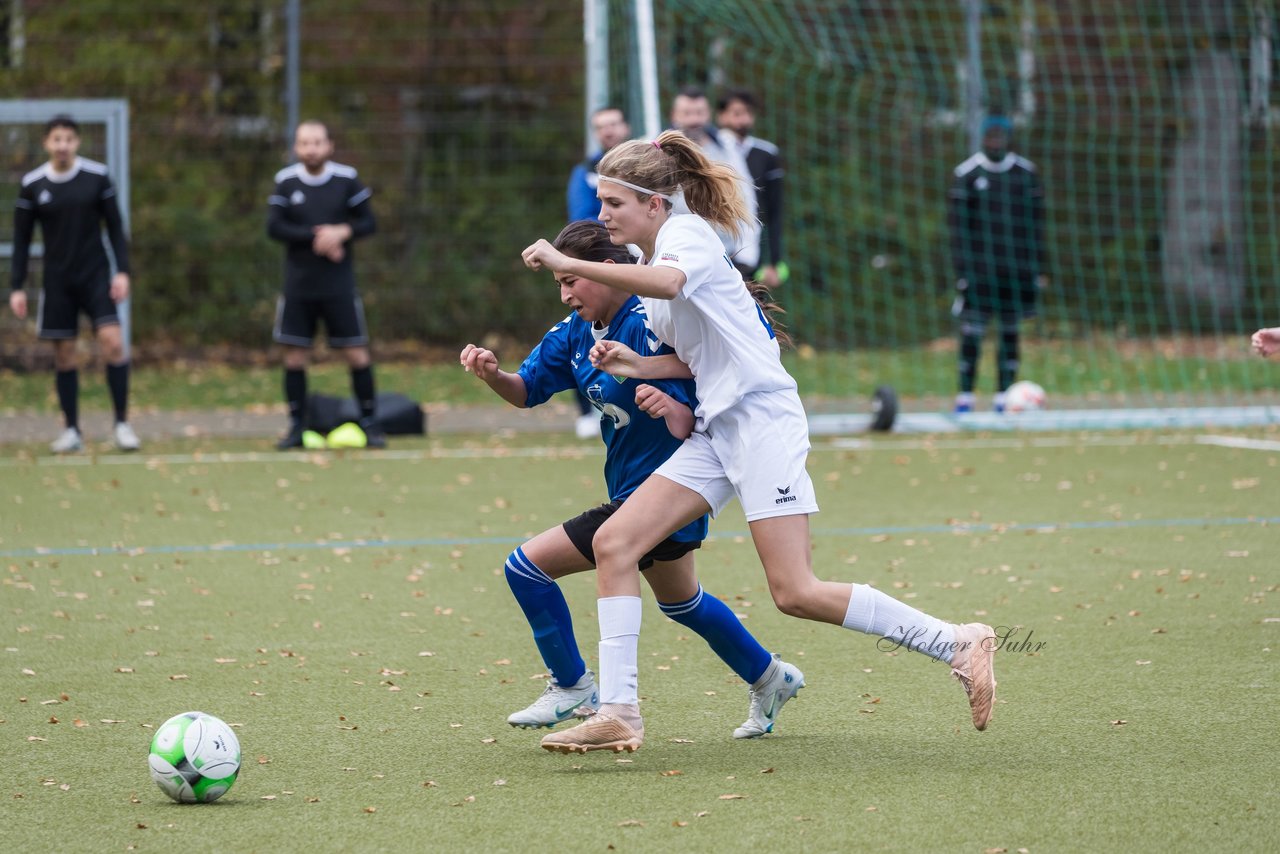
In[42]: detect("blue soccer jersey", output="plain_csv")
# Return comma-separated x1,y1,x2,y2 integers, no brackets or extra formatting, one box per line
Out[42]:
517,296,709,544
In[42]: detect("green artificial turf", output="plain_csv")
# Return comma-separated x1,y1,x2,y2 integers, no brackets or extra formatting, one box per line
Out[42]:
1,432,1276,852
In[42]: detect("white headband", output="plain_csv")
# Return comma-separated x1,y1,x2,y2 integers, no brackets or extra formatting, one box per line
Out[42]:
597,174,673,201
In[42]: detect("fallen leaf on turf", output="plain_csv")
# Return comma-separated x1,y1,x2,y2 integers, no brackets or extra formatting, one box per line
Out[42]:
257,757,271,765
422,781,438,788
760,768,774,774
1111,720,1128,726
169,674,188,681
617,820,644,827
984,848,1007,853
136,823,147,830
669,738,694,744
40,699,59,706
481,738,496,744
337,725,358,730
116,666,133,674
59,783,70,791
493,779,506,786
363,806,376,813
48,716,58,724
214,658,237,664
673,820,688,827
1135,660,1152,666
100,719,126,724
866,806,877,812
306,797,320,803
73,719,88,728
660,770,682,777
719,794,746,800
418,651,435,657
261,795,276,801
130,794,140,804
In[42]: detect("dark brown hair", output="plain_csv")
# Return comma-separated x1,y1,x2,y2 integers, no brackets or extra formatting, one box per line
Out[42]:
552,219,635,265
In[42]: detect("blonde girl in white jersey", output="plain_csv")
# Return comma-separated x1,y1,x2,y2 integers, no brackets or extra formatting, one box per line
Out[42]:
522,131,997,754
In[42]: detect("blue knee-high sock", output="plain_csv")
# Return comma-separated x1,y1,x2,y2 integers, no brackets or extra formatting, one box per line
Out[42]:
659,585,772,684
503,547,586,687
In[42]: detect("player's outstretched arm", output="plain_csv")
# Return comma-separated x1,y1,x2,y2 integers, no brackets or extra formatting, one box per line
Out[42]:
460,344,528,407
1251,327,1280,357
522,239,685,300
589,340,694,380
634,384,694,440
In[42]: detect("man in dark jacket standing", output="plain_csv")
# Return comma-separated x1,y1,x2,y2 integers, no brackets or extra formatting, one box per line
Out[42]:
948,115,1047,413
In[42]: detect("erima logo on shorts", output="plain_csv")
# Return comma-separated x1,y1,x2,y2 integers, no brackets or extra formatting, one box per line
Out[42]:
775,486,797,505
290,190,306,205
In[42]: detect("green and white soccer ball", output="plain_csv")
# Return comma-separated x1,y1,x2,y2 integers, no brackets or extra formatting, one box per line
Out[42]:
148,711,241,803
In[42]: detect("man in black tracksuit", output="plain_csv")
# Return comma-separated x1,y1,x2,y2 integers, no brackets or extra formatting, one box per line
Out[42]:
8,115,139,453
948,115,1047,413
268,120,380,448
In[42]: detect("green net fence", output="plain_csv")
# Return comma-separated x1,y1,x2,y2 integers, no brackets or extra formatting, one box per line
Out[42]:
1,1,1279,414
613,0,1280,410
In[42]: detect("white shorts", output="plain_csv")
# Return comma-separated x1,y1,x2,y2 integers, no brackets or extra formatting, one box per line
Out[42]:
654,389,819,522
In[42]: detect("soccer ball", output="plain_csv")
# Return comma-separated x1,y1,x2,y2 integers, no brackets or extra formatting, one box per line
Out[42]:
1004,380,1046,413
148,711,241,803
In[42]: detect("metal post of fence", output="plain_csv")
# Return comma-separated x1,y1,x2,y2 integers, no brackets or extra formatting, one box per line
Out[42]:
964,0,984,151
584,0,609,155
285,0,300,155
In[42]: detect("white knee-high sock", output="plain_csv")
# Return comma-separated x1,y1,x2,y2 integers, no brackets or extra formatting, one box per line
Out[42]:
598,596,642,705
842,583,957,663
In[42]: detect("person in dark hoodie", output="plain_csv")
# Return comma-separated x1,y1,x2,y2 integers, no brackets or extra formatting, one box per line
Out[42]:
947,114,1048,413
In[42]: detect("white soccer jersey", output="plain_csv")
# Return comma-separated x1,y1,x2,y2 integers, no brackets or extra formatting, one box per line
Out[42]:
640,214,796,427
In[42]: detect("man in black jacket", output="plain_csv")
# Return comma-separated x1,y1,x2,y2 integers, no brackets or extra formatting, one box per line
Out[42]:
268,121,380,448
948,115,1047,413
717,90,786,288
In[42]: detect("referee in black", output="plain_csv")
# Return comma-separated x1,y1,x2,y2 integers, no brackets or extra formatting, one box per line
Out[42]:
8,115,138,453
268,120,381,449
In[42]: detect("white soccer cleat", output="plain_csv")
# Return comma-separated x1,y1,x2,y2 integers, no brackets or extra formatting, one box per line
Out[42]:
507,670,599,728
113,422,141,452
50,427,84,454
734,655,805,739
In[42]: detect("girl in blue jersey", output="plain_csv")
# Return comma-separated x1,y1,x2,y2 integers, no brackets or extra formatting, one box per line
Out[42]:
461,220,802,739
523,133,998,754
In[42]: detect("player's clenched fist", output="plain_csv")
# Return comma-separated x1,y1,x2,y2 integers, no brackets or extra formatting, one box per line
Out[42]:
1251,327,1280,357
460,343,500,380
634,383,673,417
589,339,641,377
522,239,568,273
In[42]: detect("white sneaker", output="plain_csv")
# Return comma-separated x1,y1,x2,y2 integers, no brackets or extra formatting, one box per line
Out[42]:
734,655,805,739
113,422,141,452
574,413,602,440
50,427,84,454
507,670,599,728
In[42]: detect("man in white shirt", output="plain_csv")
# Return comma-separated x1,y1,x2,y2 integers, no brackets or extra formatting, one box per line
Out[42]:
669,87,760,277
